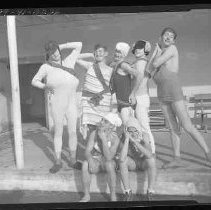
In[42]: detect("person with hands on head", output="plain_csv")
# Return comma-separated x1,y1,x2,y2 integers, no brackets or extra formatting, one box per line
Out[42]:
118,116,157,201
31,40,82,173
146,27,211,168
76,44,113,141
79,112,122,202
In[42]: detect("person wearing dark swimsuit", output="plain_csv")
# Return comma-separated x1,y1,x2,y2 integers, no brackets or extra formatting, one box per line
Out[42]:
110,42,137,125
147,27,211,168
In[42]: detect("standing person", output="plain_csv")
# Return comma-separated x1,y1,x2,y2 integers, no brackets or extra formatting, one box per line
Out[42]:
129,40,156,154
31,41,82,173
147,27,211,168
79,112,122,202
119,116,156,201
76,44,113,140
110,42,137,125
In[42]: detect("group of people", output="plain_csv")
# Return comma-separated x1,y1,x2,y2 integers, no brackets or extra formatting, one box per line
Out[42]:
31,27,211,202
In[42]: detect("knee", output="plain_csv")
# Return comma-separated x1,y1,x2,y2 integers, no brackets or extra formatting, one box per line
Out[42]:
182,121,194,133
118,159,127,169
82,160,89,172
105,160,115,172
145,158,156,171
169,125,181,136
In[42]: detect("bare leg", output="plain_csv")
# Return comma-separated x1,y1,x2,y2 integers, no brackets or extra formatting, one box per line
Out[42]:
135,98,156,154
161,103,186,168
66,98,78,166
49,98,66,173
120,107,133,125
79,158,101,202
144,158,157,192
172,100,211,163
119,157,136,201
104,160,117,201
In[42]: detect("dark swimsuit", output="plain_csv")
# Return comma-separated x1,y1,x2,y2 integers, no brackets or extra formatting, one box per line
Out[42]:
153,66,184,103
110,62,136,112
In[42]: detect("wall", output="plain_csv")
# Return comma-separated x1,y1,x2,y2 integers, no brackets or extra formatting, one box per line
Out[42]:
0,62,12,133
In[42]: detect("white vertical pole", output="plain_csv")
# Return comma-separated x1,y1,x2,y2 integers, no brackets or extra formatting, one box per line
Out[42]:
7,16,24,169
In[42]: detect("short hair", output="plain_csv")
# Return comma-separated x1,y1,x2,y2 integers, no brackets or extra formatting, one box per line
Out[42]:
161,27,177,39
44,41,61,60
94,44,107,51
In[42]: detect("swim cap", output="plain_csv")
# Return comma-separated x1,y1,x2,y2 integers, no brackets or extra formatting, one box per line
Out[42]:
115,42,130,57
103,112,122,127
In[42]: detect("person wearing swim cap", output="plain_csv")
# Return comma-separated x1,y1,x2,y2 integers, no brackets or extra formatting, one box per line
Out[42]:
32,40,82,173
146,27,211,168
79,112,122,202
110,42,138,126
118,116,156,201
129,40,156,155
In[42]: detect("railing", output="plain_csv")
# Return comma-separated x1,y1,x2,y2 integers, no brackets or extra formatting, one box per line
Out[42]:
189,94,211,132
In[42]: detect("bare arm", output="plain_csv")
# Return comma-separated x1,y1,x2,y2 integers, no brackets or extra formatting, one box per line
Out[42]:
84,130,96,159
130,137,153,159
60,42,82,69
119,133,130,162
131,60,147,95
121,62,137,76
76,59,92,70
59,42,82,51
31,65,47,89
77,53,94,60
99,131,120,161
153,45,176,68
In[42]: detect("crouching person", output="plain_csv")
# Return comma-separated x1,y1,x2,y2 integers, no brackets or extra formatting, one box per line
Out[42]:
79,112,122,202
119,116,156,201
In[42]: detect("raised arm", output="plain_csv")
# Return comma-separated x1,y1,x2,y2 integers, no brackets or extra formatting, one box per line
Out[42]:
76,59,92,70
77,53,94,60
59,42,82,51
31,65,47,89
153,44,176,68
121,62,137,76
60,42,82,69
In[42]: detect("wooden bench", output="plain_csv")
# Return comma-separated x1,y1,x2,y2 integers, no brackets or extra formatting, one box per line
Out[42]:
149,97,166,128
189,94,211,132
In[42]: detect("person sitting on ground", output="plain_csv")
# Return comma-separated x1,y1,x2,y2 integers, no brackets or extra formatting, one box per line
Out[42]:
118,116,157,201
79,112,122,202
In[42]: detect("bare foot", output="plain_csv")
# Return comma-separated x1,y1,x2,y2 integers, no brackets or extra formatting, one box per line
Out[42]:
79,195,91,202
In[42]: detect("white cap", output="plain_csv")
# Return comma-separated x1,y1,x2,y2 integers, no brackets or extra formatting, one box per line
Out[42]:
103,112,122,127
115,42,130,57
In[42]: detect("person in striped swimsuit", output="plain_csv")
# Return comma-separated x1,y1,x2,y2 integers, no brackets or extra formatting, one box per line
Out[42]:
76,44,113,140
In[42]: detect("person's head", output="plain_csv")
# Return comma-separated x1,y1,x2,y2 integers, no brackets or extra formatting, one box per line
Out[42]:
99,112,122,132
160,27,177,47
114,42,130,62
131,40,151,58
93,44,108,63
126,116,142,140
44,41,61,62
